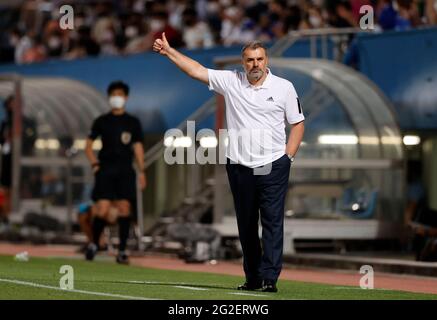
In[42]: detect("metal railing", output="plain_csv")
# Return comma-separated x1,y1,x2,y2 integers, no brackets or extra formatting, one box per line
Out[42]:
269,27,371,59
139,97,217,247
144,97,216,168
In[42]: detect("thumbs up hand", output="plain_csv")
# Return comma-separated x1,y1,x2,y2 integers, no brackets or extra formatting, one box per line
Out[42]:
153,32,171,56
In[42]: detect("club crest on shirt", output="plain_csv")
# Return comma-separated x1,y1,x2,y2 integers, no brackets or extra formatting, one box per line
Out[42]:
121,131,131,144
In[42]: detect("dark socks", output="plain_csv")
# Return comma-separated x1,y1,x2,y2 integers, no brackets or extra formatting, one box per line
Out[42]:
118,217,130,252
92,217,106,248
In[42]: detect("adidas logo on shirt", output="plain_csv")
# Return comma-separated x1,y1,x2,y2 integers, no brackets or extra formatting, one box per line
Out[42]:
266,97,274,102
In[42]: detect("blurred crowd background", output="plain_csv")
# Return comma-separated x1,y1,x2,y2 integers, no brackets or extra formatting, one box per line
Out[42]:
0,0,436,65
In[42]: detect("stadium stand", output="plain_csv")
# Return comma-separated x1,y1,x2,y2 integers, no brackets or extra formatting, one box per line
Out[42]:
1,0,437,65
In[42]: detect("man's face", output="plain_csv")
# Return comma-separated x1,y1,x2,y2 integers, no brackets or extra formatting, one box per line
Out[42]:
242,48,268,83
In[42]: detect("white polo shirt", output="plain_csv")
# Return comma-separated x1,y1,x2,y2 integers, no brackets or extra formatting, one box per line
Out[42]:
208,68,305,168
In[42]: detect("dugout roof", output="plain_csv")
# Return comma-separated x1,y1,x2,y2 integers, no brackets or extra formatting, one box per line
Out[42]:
0,76,108,139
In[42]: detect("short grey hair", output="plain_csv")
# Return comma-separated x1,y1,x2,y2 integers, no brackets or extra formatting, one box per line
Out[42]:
241,41,268,57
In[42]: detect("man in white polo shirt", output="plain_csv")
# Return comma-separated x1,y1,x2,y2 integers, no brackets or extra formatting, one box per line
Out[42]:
153,33,305,293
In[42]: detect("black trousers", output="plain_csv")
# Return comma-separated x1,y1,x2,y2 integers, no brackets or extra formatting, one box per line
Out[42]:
226,154,291,283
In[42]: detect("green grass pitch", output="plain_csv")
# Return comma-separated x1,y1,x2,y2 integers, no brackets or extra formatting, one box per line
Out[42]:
0,255,436,300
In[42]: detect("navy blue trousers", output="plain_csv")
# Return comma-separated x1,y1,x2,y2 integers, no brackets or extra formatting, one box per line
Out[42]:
226,154,291,283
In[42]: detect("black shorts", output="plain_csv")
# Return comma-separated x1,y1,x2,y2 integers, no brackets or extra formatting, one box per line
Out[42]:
92,163,137,202
0,154,12,188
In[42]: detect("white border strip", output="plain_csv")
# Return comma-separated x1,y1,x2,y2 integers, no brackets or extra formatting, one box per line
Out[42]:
0,278,158,300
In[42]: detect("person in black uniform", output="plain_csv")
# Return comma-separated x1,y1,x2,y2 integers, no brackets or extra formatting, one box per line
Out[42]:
0,96,14,225
85,81,146,264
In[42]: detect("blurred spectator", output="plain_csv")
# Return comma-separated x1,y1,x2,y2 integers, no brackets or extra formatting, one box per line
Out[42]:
149,10,184,48
426,0,437,24
267,0,294,37
396,0,422,29
0,31,15,64
203,0,223,44
307,4,327,29
220,6,256,46
256,12,275,42
45,30,65,58
326,0,358,28
268,0,288,22
378,0,422,30
168,0,188,30
1,0,436,65
284,4,303,32
78,25,101,56
182,7,215,49
350,0,373,21
11,29,33,64
22,35,47,64
378,0,399,30
122,12,151,54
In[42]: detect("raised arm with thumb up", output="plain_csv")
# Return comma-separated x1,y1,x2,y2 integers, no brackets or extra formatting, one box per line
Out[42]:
152,32,171,56
152,32,208,84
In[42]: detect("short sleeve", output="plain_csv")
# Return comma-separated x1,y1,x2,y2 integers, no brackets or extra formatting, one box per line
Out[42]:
284,83,305,124
207,69,235,95
88,117,101,140
131,118,143,143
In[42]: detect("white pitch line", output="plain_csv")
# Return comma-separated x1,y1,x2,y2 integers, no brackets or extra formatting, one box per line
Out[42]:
173,285,209,291
127,280,273,297
227,292,268,297
0,278,158,300
127,280,269,296
128,280,160,284
128,280,190,285
128,280,209,287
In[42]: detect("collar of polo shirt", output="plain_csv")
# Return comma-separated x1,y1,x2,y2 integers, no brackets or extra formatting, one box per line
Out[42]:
243,68,272,89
